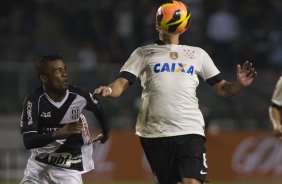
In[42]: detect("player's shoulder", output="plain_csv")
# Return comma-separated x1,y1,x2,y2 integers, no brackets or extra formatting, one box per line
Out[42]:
140,41,205,52
275,76,282,87
136,41,209,57
180,44,210,59
24,86,45,104
138,43,167,56
180,44,206,52
68,85,96,102
68,85,88,96
27,86,44,99
68,85,101,105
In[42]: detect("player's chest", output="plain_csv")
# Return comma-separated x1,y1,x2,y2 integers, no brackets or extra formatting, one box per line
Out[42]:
145,51,200,76
38,95,86,128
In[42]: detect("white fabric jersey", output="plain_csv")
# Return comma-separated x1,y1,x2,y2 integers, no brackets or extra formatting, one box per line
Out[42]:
80,114,95,174
120,43,220,138
20,160,83,184
271,76,282,106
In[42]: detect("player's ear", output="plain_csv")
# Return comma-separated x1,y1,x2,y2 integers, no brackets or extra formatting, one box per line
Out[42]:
40,75,48,83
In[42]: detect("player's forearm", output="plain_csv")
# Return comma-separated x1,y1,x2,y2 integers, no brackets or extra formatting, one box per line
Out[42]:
108,78,129,97
93,105,110,135
213,80,244,97
23,133,55,149
269,106,281,128
108,84,124,97
97,118,110,136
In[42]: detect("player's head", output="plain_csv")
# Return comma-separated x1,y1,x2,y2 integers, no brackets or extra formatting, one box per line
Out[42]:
156,0,191,35
35,53,68,95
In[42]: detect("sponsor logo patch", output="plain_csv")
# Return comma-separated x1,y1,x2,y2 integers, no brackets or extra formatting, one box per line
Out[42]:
47,153,82,168
153,63,195,75
27,101,33,125
40,111,51,118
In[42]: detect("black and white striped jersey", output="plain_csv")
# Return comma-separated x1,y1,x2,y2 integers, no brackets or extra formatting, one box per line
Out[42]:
20,85,109,171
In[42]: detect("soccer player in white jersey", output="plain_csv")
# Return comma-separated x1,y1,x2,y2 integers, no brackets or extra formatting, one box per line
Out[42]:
94,1,257,184
269,76,282,139
20,53,109,184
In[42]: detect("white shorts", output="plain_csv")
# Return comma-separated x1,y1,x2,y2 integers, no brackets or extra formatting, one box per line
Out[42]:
20,158,83,184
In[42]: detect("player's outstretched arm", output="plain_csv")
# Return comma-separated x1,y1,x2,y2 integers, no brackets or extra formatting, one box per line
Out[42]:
269,106,282,139
94,77,129,97
212,60,257,97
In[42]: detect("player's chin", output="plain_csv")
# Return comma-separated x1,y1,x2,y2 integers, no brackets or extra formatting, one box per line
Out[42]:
58,84,68,92
62,82,68,88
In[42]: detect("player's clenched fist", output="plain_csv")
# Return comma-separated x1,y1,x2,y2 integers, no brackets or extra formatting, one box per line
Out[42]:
94,86,112,96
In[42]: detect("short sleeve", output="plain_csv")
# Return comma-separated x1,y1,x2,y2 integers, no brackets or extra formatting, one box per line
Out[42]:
271,76,282,106
199,49,220,81
120,47,145,77
20,96,39,134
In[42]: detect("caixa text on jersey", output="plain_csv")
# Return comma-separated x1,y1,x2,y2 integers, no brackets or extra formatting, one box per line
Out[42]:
153,63,194,74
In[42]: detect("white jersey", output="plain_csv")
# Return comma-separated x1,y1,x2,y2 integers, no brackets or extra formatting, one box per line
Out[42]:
271,76,282,106
20,160,83,184
120,43,220,138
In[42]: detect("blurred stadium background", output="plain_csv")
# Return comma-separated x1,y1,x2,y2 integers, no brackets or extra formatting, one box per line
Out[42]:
0,0,281,183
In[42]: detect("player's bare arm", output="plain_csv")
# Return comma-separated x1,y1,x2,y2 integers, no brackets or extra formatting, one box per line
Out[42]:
212,60,257,97
94,77,129,97
52,122,83,139
269,106,282,138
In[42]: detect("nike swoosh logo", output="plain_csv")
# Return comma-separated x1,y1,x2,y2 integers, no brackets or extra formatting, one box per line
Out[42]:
200,170,207,175
148,52,158,55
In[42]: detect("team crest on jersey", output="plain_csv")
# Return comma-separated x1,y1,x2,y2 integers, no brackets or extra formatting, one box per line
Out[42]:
169,52,178,60
71,107,79,120
184,49,196,59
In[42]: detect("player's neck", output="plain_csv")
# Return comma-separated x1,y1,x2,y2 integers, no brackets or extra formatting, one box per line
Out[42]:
159,33,179,45
45,88,67,102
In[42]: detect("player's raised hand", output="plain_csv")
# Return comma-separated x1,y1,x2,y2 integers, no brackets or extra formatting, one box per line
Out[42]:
94,86,112,97
93,133,109,144
52,122,83,139
237,60,257,87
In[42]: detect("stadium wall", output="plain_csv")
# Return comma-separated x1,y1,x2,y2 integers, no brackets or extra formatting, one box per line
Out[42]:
0,131,281,183
83,131,282,183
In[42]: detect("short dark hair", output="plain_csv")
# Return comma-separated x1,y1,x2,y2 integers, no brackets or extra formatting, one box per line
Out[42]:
35,53,63,76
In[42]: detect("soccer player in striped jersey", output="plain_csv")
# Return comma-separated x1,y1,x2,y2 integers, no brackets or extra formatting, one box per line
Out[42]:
20,53,109,184
269,76,282,139
94,1,257,184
